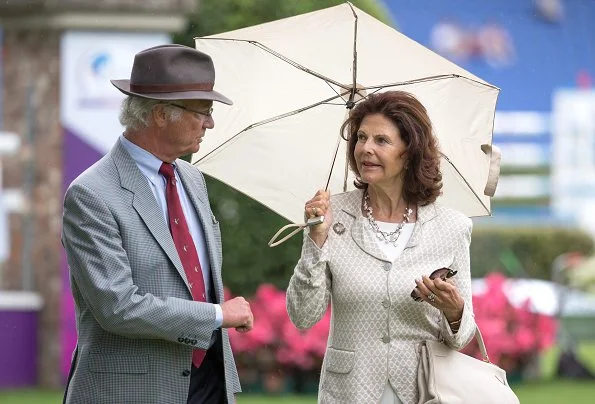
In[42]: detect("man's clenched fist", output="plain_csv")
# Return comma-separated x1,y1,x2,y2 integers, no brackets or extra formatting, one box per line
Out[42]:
221,297,253,333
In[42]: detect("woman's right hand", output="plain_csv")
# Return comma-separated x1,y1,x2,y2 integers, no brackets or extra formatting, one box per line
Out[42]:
304,189,332,248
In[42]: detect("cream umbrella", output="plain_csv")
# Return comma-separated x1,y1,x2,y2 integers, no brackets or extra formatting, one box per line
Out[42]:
192,2,501,244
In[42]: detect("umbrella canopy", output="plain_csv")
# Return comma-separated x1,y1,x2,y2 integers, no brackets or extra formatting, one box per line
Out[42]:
192,2,500,226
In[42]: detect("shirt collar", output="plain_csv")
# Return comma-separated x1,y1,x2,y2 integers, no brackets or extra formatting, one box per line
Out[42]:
119,135,173,179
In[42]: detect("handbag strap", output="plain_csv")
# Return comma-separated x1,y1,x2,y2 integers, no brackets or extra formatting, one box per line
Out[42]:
473,326,492,363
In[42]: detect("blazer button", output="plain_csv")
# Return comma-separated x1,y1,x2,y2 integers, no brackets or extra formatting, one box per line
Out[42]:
382,299,390,309
384,264,391,272
182,369,191,377
177,337,185,343
382,336,390,344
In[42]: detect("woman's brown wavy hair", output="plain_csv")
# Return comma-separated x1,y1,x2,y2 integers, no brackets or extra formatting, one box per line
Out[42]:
341,90,443,206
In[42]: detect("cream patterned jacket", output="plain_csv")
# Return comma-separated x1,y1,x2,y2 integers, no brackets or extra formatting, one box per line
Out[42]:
286,189,476,404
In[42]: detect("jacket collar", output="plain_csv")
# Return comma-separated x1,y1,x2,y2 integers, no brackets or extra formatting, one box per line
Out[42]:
109,140,190,289
340,188,438,262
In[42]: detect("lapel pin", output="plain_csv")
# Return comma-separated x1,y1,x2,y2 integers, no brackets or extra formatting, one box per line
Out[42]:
333,222,346,235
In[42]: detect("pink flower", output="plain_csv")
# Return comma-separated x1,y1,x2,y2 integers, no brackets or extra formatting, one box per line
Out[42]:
231,275,558,375
464,273,558,371
227,283,331,371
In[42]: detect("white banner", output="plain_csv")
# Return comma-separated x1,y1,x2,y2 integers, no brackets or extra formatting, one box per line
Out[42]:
60,31,169,153
551,89,595,235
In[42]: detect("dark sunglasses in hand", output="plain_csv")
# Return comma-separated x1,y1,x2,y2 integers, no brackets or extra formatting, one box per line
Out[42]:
410,268,458,302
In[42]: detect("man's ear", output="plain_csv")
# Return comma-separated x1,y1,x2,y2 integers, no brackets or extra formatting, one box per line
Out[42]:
152,104,168,128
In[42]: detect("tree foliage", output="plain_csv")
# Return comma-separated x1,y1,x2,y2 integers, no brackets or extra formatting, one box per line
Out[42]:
171,1,392,295
204,177,304,295
174,0,392,46
470,227,593,279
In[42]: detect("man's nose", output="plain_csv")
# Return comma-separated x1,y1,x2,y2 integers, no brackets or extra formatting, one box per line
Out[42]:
204,116,215,129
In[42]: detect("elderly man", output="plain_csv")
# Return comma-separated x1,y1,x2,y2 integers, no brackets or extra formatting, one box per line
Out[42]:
62,44,252,404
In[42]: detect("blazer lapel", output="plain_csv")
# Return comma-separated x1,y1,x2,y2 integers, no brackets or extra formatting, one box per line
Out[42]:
404,203,438,251
342,189,391,263
351,217,392,262
110,140,189,287
342,190,439,261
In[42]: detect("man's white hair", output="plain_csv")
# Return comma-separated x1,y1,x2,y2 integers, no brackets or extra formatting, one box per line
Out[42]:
119,96,183,131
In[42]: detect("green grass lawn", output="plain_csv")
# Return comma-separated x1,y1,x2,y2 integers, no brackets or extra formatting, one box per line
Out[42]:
2,343,594,403
2,381,595,404
514,380,595,404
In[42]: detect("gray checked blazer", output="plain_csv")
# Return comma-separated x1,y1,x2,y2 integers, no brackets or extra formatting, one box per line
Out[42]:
62,139,240,404
286,189,476,404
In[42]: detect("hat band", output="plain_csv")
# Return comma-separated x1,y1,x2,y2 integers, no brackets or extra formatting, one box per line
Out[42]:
129,82,215,93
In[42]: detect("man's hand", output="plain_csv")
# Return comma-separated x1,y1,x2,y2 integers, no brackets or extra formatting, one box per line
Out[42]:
221,297,253,332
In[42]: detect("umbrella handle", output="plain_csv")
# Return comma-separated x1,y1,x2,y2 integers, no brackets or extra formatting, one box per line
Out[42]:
268,216,325,247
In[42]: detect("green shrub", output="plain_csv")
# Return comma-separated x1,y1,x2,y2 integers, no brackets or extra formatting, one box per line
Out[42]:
206,177,302,296
470,226,594,279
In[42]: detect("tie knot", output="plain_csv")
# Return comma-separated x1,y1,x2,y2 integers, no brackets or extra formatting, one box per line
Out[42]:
159,163,176,181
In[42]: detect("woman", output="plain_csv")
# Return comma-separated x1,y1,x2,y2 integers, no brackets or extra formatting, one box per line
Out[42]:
286,91,477,404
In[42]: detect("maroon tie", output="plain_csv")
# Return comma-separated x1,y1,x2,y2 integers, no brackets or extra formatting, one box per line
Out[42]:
159,163,207,367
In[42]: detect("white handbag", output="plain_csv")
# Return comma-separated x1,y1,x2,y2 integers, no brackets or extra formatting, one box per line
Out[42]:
417,327,520,404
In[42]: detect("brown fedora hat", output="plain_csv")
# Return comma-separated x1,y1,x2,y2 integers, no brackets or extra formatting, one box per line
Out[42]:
111,44,232,105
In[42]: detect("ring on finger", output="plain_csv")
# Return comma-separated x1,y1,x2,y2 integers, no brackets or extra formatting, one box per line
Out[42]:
427,292,436,303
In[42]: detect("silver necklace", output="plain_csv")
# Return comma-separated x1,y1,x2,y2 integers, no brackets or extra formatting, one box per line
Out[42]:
363,191,412,246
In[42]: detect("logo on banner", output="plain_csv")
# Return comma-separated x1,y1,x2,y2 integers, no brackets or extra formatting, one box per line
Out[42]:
76,47,133,108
